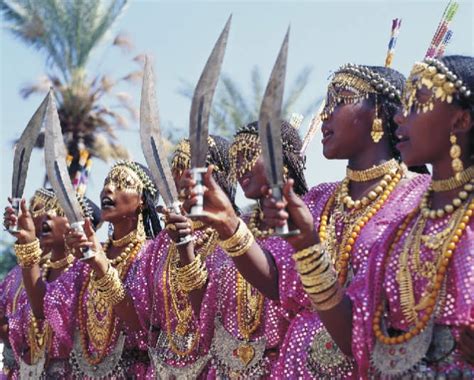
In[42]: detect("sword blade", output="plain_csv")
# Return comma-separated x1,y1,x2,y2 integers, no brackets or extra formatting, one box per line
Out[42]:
43,90,83,224
189,15,231,168
11,93,49,198
258,28,289,186
140,57,178,207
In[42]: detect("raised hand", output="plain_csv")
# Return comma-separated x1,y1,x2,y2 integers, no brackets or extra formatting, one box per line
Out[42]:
261,179,318,250
3,198,36,244
179,166,238,236
164,210,193,244
64,219,100,260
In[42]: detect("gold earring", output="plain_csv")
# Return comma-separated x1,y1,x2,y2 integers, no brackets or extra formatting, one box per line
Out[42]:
450,133,464,181
371,96,384,143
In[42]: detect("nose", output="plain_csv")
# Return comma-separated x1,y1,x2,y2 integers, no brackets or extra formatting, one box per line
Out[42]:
103,183,115,194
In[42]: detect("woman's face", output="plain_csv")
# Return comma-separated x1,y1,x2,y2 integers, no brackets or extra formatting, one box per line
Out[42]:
40,213,68,250
394,85,459,167
321,89,375,160
236,153,268,200
100,166,142,223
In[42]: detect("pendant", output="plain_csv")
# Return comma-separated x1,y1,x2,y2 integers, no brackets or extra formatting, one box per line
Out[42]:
235,344,255,366
371,320,434,377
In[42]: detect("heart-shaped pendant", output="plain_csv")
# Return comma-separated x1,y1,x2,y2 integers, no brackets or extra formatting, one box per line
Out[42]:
236,344,255,367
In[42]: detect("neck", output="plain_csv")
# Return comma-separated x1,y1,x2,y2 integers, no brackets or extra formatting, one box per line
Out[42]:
112,215,139,240
50,245,66,261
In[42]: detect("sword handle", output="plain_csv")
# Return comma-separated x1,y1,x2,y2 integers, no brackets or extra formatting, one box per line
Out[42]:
71,221,96,261
171,201,193,246
188,168,208,219
8,198,21,233
271,185,300,238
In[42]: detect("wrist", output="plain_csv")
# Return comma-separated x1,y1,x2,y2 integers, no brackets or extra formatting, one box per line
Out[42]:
216,215,240,240
291,230,320,251
88,252,109,276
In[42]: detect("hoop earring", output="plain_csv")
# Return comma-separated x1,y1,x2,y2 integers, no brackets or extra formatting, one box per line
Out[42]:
371,96,384,143
450,133,464,181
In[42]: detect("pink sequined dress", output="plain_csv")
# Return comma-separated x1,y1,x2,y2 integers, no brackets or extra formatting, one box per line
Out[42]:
352,200,474,378
0,266,23,378
265,173,430,379
204,230,290,379
131,230,221,379
42,242,152,379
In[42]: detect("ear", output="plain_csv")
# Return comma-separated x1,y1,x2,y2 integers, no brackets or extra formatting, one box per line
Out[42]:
451,108,472,136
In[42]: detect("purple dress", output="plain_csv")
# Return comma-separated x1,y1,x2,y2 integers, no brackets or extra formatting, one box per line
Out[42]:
352,201,474,378
265,173,430,379
43,242,151,379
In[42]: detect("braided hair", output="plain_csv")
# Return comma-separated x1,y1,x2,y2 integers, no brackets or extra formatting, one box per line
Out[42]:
231,121,309,196
439,55,474,158
135,163,161,239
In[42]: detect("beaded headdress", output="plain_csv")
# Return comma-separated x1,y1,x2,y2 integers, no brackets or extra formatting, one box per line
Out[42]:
29,188,93,219
402,57,471,116
171,136,222,176
229,121,301,184
106,160,157,197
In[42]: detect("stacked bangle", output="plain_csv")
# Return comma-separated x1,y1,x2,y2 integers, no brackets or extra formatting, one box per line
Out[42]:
14,239,42,268
293,244,344,311
176,254,208,293
219,219,255,258
92,265,126,306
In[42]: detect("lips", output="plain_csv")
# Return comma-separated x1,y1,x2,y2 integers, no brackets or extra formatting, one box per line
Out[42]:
41,221,52,237
101,196,115,209
396,134,410,150
321,128,334,144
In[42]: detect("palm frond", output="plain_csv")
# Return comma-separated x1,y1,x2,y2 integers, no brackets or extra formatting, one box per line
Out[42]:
282,66,312,118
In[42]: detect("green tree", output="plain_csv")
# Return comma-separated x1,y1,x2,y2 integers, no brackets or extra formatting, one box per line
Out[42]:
0,239,16,281
179,65,321,139
1,0,141,180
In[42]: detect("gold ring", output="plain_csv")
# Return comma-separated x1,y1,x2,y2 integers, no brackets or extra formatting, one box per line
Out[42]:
166,224,177,231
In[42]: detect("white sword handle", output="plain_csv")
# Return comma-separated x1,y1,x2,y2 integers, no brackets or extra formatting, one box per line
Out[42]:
188,168,208,219
71,221,96,261
8,197,21,233
271,185,300,238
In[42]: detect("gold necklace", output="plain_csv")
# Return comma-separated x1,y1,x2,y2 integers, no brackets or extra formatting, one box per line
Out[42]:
346,159,398,182
110,221,145,247
28,311,52,364
421,181,474,219
248,207,274,239
431,165,474,192
41,254,75,282
236,272,264,340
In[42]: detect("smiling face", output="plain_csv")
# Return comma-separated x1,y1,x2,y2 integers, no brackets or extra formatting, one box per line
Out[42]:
100,166,143,223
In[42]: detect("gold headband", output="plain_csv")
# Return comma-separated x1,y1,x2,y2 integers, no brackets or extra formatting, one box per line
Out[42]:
106,161,157,196
29,188,92,219
402,58,471,116
171,137,222,175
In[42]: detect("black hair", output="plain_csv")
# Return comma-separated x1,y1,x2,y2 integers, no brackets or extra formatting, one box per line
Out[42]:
134,162,162,239
82,197,101,231
440,55,474,157
236,121,309,196
208,135,239,212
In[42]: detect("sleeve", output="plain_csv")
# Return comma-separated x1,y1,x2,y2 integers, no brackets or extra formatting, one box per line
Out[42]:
7,300,31,361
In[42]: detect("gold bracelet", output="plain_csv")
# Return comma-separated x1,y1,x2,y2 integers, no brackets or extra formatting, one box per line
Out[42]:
300,263,335,288
219,219,249,250
312,285,345,311
14,239,42,268
292,243,323,261
176,255,209,292
92,266,126,306
294,251,328,275
175,255,203,277
179,267,208,293
225,232,255,258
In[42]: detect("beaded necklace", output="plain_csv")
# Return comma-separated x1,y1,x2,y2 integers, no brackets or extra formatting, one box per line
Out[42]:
248,207,274,239
319,166,402,285
373,196,474,345
78,236,143,366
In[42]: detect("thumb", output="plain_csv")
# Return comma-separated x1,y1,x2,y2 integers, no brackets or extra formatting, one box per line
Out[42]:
282,179,299,205
84,218,95,237
20,198,28,214
204,165,218,190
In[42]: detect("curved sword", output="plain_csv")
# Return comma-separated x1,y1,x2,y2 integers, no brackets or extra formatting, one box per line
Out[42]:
9,92,49,232
44,90,94,259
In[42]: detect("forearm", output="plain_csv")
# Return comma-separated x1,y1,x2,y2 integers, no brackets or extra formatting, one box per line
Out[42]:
0,319,9,343
113,294,142,331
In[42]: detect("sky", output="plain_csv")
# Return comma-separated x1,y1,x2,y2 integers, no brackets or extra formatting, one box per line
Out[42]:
0,0,473,242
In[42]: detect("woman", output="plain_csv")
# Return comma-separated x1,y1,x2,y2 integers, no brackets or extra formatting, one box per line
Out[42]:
346,55,474,377
130,135,236,378
3,188,100,378
1,188,56,377
54,161,160,379
180,64,430,378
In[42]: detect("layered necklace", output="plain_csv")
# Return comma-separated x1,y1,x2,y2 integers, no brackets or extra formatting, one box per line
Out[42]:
162,224,218,357
78,224,145,366
374,174,474,346
319,160,402,286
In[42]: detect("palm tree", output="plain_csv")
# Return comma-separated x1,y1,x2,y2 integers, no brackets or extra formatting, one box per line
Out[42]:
1,0,141,184
179,65,321,138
